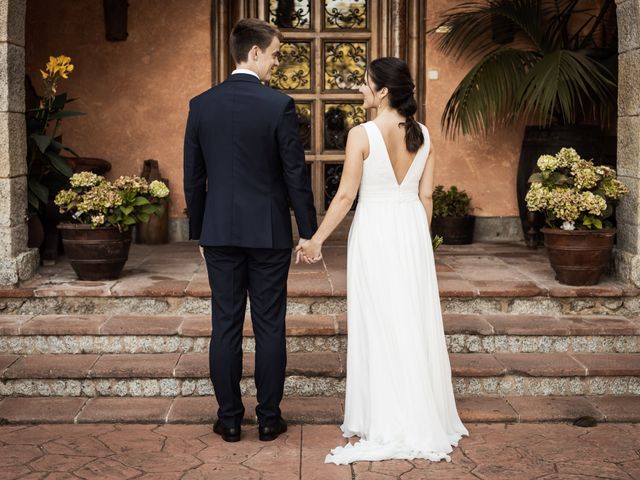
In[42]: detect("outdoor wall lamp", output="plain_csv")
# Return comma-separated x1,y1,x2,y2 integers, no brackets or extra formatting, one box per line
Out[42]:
104,0,129,41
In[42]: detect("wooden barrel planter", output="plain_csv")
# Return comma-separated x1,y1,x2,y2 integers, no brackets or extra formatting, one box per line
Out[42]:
57,224,132,280
541,227,616,285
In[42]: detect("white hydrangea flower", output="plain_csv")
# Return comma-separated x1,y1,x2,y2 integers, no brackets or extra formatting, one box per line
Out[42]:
149,180,170,198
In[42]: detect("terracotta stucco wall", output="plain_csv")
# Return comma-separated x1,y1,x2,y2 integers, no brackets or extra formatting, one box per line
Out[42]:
25,0,211,219
425,0,525,218
26,0,522,222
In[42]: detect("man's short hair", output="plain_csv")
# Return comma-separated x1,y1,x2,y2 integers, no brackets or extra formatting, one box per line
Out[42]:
230,18,284,64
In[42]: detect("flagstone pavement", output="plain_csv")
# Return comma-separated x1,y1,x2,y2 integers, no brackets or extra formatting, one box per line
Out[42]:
1,422,639,479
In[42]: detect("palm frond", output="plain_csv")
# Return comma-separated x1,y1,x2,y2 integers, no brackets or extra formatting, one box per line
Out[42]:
432,0,545,61
516,50,616,127
576,0,614,49
441,48,539,138
543,0,581,50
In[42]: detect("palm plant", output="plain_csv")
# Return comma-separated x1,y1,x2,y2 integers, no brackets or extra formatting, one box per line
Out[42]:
431,0,617,138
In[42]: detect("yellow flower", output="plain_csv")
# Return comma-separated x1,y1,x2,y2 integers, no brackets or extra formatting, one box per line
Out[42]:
46,56,58,74
40,69,49,79
43,55,74,79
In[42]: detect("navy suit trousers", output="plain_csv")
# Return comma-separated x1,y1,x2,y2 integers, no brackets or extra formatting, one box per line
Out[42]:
203,246,291,429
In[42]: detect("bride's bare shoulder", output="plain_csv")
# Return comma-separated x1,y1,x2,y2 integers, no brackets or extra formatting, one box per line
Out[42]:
346,124,369,160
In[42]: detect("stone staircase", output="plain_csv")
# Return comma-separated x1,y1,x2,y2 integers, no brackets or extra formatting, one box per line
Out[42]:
0,242,639,424
0,311,639,424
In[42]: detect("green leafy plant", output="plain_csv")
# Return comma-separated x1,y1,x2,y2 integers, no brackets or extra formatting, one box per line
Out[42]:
430,0,617,137
432,234,444,250
54,172,170,230
525,147,628,230
433,185,473,218
27,55,85,212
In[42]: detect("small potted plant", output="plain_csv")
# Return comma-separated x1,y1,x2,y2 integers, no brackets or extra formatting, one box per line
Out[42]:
26,55,83,250
54,172,170,280
430,185,475,244
525,147,628,285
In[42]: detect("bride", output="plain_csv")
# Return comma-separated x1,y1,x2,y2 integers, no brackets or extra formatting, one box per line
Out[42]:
296,57,469,464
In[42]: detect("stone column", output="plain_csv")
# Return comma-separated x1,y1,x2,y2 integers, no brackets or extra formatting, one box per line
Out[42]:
0,0,38,285
614,0,640,287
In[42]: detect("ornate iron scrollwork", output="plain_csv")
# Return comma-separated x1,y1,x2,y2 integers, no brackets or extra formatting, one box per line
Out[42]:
324,164,358,209
270,42,312,90
324,42,366,90
324,103,366,150
296,103,312,150
269,0,311,29
325,0,367,29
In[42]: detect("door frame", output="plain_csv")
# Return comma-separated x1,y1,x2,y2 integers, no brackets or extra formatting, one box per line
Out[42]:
210,0,427,121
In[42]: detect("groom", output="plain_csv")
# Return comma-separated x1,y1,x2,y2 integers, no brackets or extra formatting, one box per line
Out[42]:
183,18,317,442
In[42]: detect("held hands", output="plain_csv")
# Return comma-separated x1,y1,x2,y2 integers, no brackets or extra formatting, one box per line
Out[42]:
295,237,323,264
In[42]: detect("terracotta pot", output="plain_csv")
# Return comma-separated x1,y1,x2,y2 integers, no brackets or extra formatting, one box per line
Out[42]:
541,227,616,285
430,215,475,245
57,224,132,280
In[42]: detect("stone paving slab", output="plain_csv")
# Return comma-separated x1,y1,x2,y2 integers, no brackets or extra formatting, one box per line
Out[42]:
0,422,638,479
1,242,638,299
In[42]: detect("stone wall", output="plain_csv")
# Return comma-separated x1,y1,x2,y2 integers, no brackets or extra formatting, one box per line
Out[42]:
614,0,640,286
0,0,37,285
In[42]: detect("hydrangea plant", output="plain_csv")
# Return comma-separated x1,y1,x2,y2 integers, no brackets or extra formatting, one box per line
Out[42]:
55,172,170,230
525,148,628,230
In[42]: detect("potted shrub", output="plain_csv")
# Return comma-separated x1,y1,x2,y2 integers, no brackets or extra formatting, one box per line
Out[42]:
525,147,628,285
430,0,617,242
430,185,475,245
54,172,169,280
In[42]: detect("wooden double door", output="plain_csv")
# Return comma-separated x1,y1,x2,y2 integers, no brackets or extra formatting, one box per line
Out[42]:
212,0,427,216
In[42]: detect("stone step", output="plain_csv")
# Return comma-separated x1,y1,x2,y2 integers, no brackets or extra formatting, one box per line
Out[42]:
2,293,640,316
0,394,639,424
1,313,639,354
1,352,639,397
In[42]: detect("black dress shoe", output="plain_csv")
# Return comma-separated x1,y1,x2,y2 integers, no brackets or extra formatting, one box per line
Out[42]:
258,417,288,441
213,419,241,442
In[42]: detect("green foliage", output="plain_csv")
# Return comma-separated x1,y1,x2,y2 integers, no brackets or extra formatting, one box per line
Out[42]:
430,0,617,137
433,185,473,218
432,234,444,251
27,90,85,213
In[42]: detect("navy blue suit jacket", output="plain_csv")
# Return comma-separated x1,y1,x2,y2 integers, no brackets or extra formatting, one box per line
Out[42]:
183,73,318,249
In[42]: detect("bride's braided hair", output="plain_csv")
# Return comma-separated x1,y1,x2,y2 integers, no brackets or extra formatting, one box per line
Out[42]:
367,57,424,153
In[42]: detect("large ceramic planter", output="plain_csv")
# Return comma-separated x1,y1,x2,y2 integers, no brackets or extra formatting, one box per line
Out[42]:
57,224,132,280
431,215,475,245
541,227,616,286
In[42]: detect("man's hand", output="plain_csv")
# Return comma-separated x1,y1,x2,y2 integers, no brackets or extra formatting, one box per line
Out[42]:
300,238,322,263
199,246,205,260
295,238,308,265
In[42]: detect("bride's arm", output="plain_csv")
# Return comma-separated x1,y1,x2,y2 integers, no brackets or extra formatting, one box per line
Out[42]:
418,149,436,226
300,125,367,257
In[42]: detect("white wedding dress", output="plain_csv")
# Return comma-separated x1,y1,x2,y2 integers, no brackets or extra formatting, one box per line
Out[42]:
325,120,469,465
